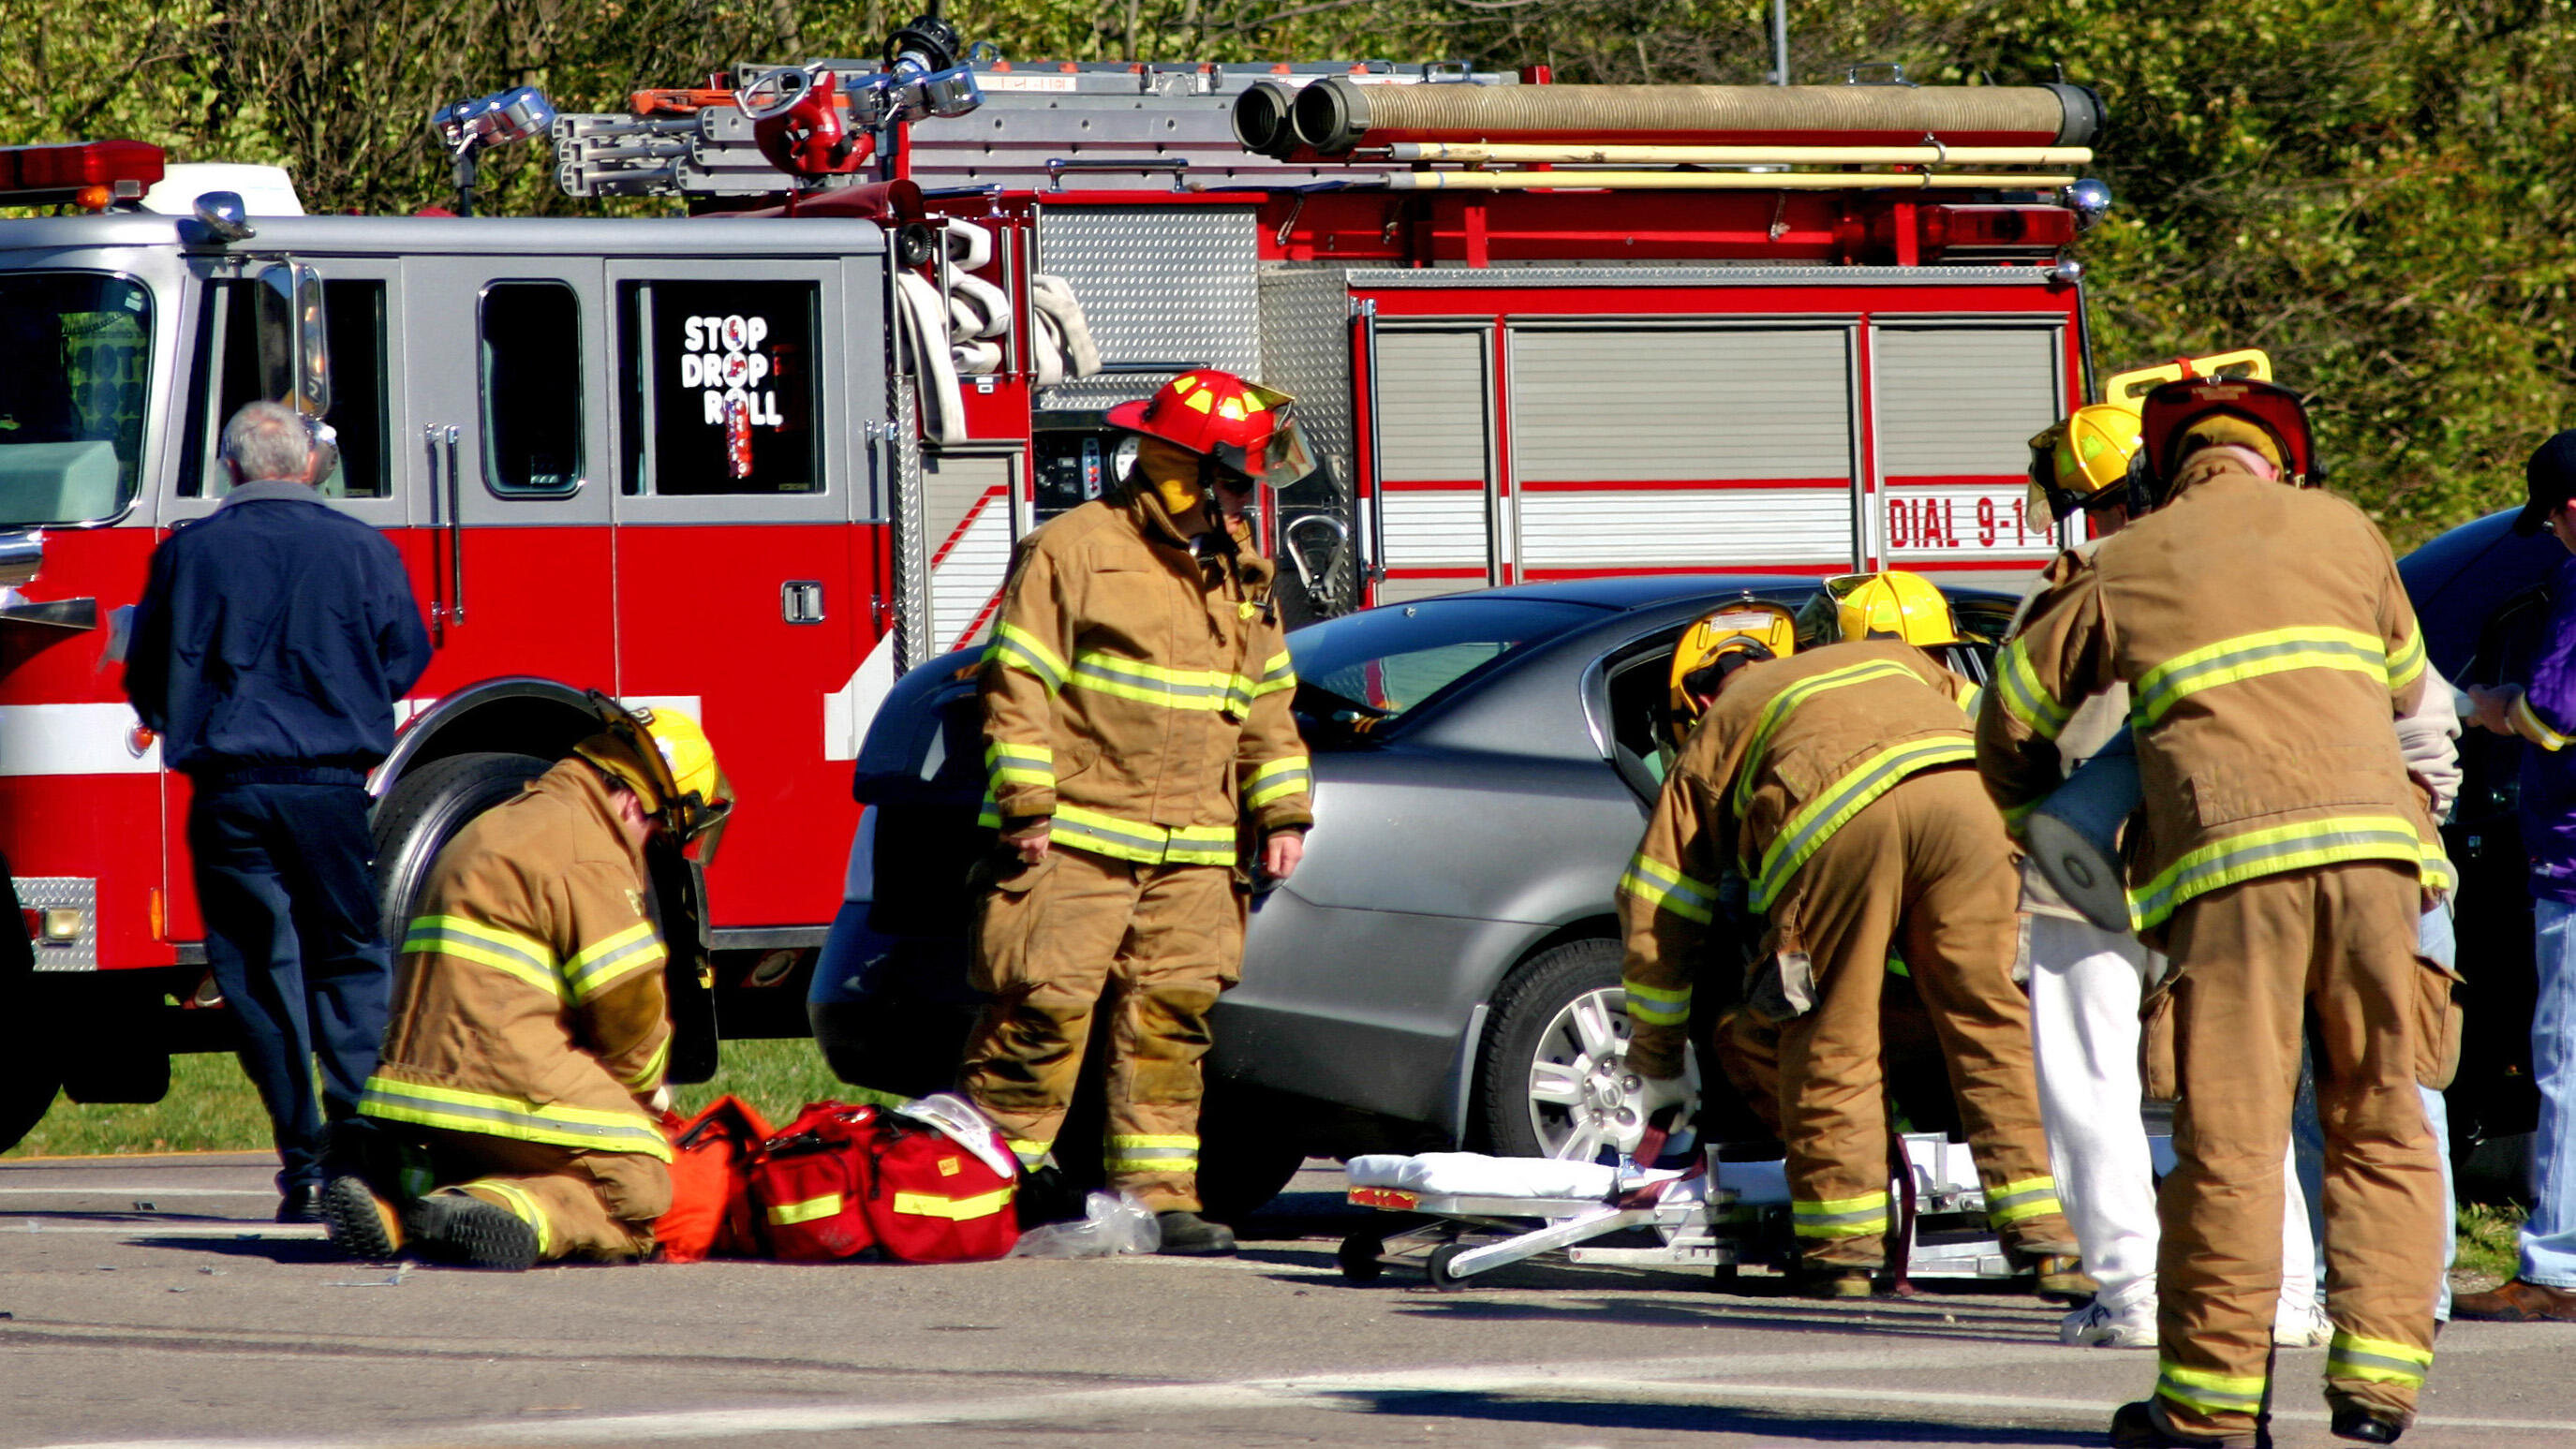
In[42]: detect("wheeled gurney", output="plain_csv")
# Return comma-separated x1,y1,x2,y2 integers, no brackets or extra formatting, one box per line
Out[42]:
1335,1134,2022,1290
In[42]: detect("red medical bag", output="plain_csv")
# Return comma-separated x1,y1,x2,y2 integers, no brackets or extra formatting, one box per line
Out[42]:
656,1095,775,1264
748,1102,882,1261
860,1113,1019,1264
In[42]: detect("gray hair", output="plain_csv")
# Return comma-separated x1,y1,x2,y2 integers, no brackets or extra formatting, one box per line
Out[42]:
220,400,313,484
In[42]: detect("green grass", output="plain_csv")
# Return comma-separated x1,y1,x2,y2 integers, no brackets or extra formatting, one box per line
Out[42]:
5,1038,850,1160
2453,1203,2527,1291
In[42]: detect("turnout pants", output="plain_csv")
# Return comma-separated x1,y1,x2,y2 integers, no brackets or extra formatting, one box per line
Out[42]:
961,847,1243,1213
420,1125,671,1263
2153,864,2443,1439
2026,913,2318,1318
1763,767,2075,1269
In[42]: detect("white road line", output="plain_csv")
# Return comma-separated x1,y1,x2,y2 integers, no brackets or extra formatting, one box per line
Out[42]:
22,1352,2576,1448
7,1222,324,1238
0,1189,273,1197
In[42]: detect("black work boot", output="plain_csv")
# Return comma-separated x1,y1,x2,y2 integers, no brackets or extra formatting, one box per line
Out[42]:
2109,1399,2271,1448
1154,1209,1236,1256
274,1184,322,1224
320,1177,405,1260
406,1191,540,1270
2328,1407,2406,1444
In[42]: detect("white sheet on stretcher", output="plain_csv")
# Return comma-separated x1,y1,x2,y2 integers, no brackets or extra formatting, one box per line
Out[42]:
1345,1152,1683,1200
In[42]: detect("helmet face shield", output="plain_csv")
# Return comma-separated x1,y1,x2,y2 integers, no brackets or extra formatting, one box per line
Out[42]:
575,691,734,862
1107,371,1317,492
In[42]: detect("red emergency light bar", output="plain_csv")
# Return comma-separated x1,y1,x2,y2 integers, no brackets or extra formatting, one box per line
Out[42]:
1836,201,2076,265
0,140,166,209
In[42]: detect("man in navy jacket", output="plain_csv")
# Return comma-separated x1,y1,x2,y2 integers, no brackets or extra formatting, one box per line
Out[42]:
126,401,432,1221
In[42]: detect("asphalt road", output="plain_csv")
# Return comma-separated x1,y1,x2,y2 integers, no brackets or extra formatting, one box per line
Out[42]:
4,1152,2572,1449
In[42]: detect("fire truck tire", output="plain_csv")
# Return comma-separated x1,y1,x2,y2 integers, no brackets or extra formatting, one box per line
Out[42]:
369,751,555,948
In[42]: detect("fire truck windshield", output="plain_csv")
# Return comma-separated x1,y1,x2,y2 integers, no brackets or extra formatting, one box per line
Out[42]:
0,271,152,526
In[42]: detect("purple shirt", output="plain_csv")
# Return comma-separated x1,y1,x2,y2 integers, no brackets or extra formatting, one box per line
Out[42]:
2520,554,2576,901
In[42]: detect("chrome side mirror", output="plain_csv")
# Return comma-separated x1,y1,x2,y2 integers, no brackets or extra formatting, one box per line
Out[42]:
252,260,331,419
192,191,254,244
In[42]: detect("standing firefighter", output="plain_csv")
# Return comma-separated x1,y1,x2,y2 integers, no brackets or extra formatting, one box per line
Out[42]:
1619,578,2080,1299
1979,378,2450,1447
964,368,1317,1256
322,700,731,1270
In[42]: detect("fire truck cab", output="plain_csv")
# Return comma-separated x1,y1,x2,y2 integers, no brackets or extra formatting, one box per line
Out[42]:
0,47,2107,1151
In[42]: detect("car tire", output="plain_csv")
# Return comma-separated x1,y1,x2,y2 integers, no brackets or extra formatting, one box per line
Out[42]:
370,752,553,947
1475,937,1689,1162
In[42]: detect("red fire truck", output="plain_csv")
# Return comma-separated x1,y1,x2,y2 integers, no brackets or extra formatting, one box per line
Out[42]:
0,24,2106,1148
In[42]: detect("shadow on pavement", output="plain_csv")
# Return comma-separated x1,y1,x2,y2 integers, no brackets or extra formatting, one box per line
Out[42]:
1327,1388,2101,1444
130,1235,344,1264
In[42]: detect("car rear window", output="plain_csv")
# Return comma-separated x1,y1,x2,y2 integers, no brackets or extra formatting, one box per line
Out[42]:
1289,598,1600,734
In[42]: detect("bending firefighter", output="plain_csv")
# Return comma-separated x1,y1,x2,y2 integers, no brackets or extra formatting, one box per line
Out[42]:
1980,377,2450,1447
964,368,1317,1256
323,700,732,1270
1618,575,2081,1298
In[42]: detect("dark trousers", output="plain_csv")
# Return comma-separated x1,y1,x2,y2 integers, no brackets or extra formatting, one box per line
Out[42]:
188,782,391,1192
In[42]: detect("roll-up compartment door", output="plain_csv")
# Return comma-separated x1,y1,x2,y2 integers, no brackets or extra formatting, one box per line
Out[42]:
1508,326,1858,574
921,450,1020,654
1372,327,1493,603
1873,326,2065,566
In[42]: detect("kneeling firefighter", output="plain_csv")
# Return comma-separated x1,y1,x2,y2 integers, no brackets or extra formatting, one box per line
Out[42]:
1618,573,2080,1298
963,368,1317,1256
323,699,731,1269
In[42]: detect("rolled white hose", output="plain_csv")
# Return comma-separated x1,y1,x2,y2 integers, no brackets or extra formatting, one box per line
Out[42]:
942,218,994,272
895,269,964,444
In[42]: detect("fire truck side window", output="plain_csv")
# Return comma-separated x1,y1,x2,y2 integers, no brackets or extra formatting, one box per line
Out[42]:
479,281,583,495
621,280,822,496
0,272,149,526
185,278,389,499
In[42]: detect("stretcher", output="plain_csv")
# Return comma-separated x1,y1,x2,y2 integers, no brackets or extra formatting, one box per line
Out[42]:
1335,1133,2020,1290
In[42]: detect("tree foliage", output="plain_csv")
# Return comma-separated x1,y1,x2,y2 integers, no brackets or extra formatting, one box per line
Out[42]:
2,0,2569,544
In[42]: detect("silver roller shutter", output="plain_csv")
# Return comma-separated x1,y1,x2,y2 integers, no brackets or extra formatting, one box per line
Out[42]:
1372,327,1494,600
1509,326,1858,571
1873,326,2065,564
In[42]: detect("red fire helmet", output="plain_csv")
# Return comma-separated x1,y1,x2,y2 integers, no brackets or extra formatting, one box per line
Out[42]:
2139,376,2317,488
1105,369,1318,486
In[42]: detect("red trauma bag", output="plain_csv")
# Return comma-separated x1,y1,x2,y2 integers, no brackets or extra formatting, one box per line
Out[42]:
861,1112,1019,1264
749,1102,881,1261
656,1095,777,1264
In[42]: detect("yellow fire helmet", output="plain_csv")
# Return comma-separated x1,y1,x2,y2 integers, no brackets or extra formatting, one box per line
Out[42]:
1669,599,1798,719
2026,403,2147,525
1799,570,1961,649
572,691,734,860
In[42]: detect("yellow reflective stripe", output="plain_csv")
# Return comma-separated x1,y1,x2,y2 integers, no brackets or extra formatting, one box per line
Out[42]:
2155,1361,2268,1414
1244,753,1312,807
892,1184,1017,1220
358,1074,674,1161
2512,691,2571,751
765,1193,844,1226
1729,659,1923,820
1106,1133,1200,1169
404,914,562,999
1792,1190,1890,1236
1959,684,1983,719
1994,638,2073,742
976,793,1003,830
2325,1331,2432,1386
1250,649,1298,699
1005,1137,1053,1166
1985,1175,2063,1224
986,741,1056,788
2132,627,2393,729
2129,814,2436,930
1751,736,1975,911
563,920,666,1002
467,1180,554,1258
992,623,1068,691
1623,978,1692,1027
1109,1134,1199,1148
1617,851,1717,924
619,1029,672,1091
1052,805,1236,866
1070,650,1242,711
2386,629,2426,692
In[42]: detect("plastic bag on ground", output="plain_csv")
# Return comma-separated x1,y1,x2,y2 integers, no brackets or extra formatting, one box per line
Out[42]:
1010,1190,1161,1259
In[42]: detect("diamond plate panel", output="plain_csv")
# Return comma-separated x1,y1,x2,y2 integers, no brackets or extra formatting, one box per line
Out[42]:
1035,208,1261,413
17,876,96,971
1257,264,1360,615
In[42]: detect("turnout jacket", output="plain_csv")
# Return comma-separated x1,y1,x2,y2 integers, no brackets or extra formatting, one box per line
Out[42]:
361,760,674,1161
1619,640,1980,1077
979,485,1313,865
1977,454,2447,935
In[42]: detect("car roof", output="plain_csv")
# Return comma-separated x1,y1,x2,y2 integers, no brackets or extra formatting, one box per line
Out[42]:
2400,508,2569,679
1419,573,1836,612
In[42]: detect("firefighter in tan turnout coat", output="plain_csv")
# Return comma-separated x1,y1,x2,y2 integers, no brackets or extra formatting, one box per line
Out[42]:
1619,586,2080,1299
1978,378,2451,1448
322,700,731,1270
964,368,1317,1256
